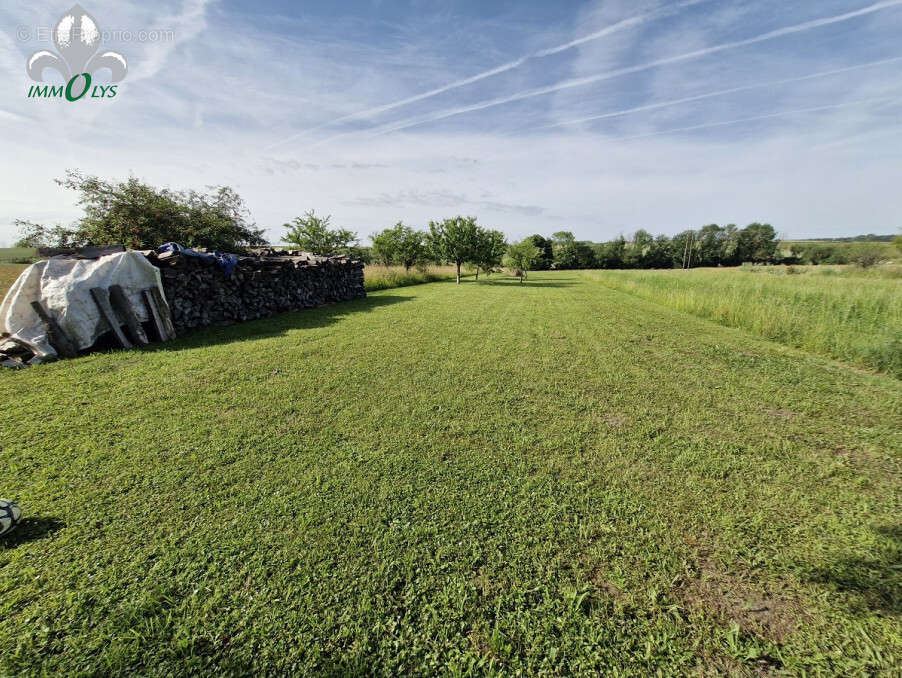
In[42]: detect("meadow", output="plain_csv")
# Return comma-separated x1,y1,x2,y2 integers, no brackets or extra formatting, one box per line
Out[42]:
363,264,470,291
587,266,902,378
0,270,900,676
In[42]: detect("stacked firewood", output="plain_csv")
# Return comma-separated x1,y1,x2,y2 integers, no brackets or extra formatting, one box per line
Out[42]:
146,249,366,333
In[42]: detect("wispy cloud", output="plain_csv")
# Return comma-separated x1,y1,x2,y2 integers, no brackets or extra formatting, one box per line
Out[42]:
264,0,708,150
335,0,902,139
613,95,902,142
542,56,902,129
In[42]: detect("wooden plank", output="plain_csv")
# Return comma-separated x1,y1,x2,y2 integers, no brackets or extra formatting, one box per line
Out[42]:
108,285,149,345
141,288,170,341
29,300,79,358
148,286,176,340
89,287,132,349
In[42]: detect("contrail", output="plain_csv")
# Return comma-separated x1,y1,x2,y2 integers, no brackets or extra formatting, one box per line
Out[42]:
542,56,902,129
613,95,901,142
263,0,707,150
350,0,902,139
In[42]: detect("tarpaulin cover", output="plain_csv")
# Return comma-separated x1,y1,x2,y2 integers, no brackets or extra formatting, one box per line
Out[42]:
0,251,164,358
157,242,239,277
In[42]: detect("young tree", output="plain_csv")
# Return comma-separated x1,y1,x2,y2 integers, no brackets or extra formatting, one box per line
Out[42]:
284,210,359,256
472,229,507,280
504,239,540,283
426,216,480,284
16,170,266,251
371,222,427,271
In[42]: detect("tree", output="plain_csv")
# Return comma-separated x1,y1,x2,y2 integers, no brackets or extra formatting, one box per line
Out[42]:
527,235,554,270
371,222,426,270
551,231,579,269
736,223,779,263
504,239,540,283
16,170,266,251
894,234,902,254
426,216,480,284
284,210,359,256
472,229,507,279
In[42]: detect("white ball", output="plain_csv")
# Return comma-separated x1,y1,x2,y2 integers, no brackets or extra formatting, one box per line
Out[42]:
0,499,22,537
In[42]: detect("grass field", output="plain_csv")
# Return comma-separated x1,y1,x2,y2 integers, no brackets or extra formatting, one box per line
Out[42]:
588,267,902,378
1,272,900,675
364,264,471,291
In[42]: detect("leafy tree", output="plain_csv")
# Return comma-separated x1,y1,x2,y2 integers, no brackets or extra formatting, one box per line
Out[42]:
16,170,266,251
736,223,779,263
551,231,580,269
426,216,481,284
14,221,79,248
527,235,554,270
284,210,359,256
472,229,507,280
597,236,627,269
504,239,540,283
371,222,426,270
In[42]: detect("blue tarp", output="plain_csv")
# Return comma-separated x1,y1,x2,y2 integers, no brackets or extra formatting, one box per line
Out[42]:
157,243,239,277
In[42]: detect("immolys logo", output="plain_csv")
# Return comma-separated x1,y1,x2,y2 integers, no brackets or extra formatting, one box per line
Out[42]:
26,5,127,101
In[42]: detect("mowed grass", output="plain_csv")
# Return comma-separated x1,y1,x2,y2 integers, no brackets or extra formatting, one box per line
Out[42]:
1,272,900,676
586,267,902,378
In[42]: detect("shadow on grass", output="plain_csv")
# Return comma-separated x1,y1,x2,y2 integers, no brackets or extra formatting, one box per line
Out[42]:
1,517,65,548
809,525,902,615
477,278,578,288
139,293,413,352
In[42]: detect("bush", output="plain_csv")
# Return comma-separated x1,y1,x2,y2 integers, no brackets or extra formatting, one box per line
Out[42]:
15,170,266,252
848,244,888,269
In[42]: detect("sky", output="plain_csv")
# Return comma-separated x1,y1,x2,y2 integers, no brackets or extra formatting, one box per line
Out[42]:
1,0,901,245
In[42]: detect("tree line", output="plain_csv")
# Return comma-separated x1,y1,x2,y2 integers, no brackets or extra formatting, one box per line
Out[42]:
15,171,895,277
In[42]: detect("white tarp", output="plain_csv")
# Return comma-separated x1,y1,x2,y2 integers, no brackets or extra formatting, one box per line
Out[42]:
0,252,164,358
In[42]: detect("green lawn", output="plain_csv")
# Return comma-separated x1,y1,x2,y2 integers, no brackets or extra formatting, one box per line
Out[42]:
1,272,900,676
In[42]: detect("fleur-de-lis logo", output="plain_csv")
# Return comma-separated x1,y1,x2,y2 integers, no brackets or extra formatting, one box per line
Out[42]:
26,5,127,83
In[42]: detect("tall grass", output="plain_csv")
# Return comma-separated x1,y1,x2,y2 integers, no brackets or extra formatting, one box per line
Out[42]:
587,267,902,377
364,265,469,291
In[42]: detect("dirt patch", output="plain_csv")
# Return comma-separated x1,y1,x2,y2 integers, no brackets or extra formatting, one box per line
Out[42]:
764,408,796,420
676,556,804,643
603,415,626,428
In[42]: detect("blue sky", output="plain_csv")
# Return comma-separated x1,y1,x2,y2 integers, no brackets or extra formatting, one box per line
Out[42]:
1,0,901,244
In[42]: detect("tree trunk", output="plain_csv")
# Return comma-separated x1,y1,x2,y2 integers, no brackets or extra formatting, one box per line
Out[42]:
475,266,479,281
456,261,461,284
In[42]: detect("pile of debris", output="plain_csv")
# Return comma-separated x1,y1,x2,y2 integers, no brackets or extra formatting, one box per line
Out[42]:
0,244,366,368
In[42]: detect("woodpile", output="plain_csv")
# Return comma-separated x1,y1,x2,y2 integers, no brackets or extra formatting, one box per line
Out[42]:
147,248,366,333
1,246,365,368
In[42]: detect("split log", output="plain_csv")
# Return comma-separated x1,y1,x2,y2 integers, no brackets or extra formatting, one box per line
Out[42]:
108,285,149,345
89,287,132,349
29,300,79,358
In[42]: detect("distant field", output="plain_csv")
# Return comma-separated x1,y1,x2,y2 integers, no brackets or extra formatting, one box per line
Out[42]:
779,240,898,263
587,266,902,377
0,263,27,297
1,272,899,675
0,247,38,264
